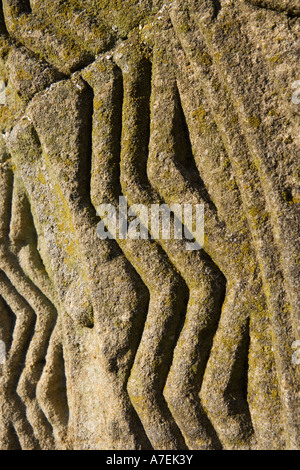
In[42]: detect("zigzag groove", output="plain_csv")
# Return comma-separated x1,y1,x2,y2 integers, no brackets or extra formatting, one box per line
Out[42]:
83,56,189,450
0,270,39,449
110,40,226,449
9,175,70,448
169,0,299,448
6,73,154,449
0,0,298,450
0,148,69,449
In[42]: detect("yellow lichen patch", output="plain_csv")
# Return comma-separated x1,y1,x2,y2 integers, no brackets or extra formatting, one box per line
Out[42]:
282,190,300,205
191,105,211,132
268,55,282,64
248,115,261,129
37,172,46,184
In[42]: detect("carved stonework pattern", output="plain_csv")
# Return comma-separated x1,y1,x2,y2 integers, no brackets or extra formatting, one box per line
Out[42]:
0,0,299,450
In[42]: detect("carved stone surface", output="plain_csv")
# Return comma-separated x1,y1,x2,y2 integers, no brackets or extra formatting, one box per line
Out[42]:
0,0,299,450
